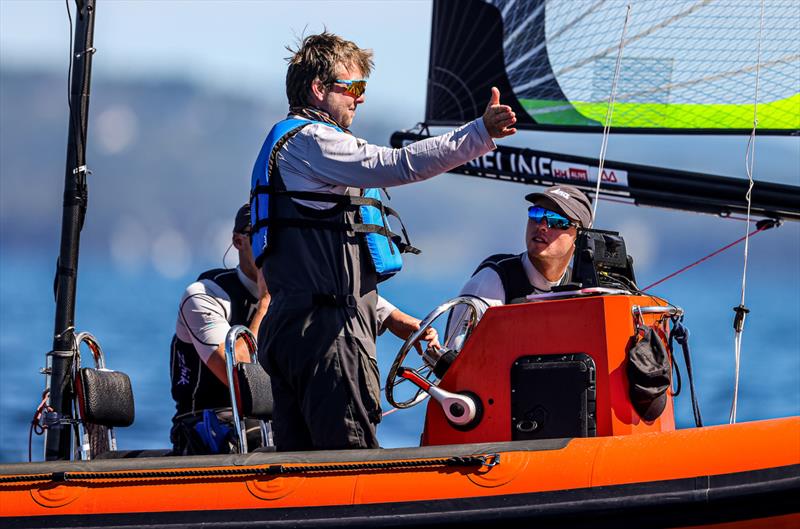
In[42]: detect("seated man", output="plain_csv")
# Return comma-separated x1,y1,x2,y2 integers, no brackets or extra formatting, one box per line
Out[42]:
447,185,593,341
169,204,271,455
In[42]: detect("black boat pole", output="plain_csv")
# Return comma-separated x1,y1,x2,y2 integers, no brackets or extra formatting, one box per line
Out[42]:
45,0,97,461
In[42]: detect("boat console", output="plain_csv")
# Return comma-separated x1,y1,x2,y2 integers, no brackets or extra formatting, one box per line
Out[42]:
386,229,682,446
418,294,679,445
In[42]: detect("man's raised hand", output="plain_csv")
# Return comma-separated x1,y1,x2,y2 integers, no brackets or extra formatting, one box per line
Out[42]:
482,87,517,139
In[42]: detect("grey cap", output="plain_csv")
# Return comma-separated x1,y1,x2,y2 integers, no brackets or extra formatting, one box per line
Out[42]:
525,185,593,228
233,203,251,234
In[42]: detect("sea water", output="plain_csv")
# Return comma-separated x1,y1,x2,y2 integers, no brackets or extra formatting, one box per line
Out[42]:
1,246,798,463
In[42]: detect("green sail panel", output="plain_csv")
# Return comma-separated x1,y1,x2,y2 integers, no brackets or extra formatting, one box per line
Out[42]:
426,0,800,134
521,94,800,130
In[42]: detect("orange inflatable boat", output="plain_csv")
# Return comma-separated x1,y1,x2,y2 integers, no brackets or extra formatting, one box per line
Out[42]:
2,293,798,528
2,2,798,527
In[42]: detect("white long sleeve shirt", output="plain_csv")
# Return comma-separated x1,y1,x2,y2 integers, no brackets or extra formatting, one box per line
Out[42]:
267,114,494,328
175,267,259,363
276,117,495,209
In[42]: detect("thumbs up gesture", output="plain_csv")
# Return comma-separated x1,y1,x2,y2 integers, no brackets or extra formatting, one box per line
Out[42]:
482,87,517,139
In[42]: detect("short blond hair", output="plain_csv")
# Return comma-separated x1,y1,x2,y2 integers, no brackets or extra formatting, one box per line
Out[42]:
285,32,374,108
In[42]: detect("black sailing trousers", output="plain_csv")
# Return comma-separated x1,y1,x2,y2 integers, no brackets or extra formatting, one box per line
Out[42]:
259,298,382,451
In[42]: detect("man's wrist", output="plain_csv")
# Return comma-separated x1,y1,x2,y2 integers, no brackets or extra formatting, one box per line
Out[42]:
474,117,496,150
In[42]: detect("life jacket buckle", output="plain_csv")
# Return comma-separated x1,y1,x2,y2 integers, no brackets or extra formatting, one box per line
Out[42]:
312,293,357,309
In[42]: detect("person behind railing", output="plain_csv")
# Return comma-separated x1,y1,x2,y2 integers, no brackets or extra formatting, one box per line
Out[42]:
447,185,594,339
168,204,271,455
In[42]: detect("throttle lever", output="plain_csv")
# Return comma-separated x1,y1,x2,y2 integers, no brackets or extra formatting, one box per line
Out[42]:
398,367,478,427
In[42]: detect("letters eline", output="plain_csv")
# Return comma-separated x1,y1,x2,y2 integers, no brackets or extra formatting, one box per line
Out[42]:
464,151,627,187
467,151,551,177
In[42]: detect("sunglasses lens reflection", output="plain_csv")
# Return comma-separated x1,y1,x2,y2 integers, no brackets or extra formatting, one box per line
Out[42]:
528,206,573,230
347,81,366,97
336,79,367,97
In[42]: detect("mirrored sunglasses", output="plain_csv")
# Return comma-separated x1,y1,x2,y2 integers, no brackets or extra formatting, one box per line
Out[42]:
527,206,576,230
334,79,367,97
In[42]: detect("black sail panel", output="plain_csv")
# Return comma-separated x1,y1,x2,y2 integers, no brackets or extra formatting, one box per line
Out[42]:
426,0,537,127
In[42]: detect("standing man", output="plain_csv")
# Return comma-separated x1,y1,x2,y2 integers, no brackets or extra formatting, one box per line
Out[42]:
169,204,270,455
251,32,516,451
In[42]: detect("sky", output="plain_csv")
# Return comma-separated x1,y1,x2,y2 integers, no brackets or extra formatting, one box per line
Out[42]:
0,0,432,121
2,0,797,182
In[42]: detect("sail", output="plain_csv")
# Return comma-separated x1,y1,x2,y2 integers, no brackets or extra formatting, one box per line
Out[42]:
427,0,799,134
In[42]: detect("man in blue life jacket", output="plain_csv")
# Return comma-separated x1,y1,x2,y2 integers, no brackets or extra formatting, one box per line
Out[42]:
169,204,271,455
250,32,517,451
457,185,593,310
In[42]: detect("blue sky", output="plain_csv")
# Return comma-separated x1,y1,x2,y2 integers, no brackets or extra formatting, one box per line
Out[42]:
0,0,432,122
2,0,797,180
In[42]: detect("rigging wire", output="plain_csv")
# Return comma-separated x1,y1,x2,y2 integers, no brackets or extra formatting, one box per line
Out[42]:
592,3,631,223
222,242,236,269
54,0,78,307
730,0,766,424
29,390,53,462
641,220,777,292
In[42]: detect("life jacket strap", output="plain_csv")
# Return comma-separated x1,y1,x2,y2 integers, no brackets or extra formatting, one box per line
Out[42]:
251,217,419,254
266,124,309,180
251,186,398,213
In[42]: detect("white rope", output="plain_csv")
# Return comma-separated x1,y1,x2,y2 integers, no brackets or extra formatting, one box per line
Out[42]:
730,0,766,425
592,3,631,222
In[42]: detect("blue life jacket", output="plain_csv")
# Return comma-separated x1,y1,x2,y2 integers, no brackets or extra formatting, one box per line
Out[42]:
250,118,418,282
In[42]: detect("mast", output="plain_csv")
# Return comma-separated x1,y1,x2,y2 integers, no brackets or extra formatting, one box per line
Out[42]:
45,0,97,461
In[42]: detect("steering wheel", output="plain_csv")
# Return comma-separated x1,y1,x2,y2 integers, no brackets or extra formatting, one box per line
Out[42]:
385,296,489,409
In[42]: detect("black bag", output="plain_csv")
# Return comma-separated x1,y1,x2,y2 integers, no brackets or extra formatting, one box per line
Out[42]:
627,328,671,421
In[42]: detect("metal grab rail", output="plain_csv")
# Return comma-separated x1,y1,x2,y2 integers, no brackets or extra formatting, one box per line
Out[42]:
634,305,684,317
74,332,106,370
632,305,684,331
73,332,115,460
224,325,258,454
